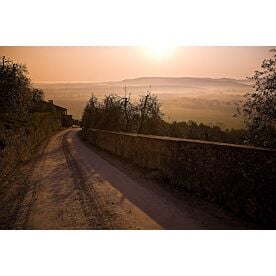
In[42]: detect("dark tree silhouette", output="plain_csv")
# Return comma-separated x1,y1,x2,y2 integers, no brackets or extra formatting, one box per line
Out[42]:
31,88,44,102
236,49,276,148
137,92,163,134
82,92,245,145
82,92,163,133
0,56,32,113
82,94,100,129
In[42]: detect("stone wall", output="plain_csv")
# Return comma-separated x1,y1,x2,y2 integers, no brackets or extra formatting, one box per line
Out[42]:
83,128,276,226
0,113,60,183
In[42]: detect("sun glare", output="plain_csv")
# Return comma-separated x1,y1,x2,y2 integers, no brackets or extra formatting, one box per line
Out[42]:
145,44,175,60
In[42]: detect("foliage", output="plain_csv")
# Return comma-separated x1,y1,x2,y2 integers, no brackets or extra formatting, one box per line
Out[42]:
0,56,32,113
163,120,246,144
137,92,163,134
82,92,164,134
236,49,276,148
0,112,52,131
0,56,45,115
82,92,246,145
31,88,44,102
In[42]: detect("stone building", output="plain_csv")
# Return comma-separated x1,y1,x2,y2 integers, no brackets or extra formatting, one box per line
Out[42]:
30,99,73,127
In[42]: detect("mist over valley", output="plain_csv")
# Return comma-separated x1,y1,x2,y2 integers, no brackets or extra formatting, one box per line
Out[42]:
35,77,252,129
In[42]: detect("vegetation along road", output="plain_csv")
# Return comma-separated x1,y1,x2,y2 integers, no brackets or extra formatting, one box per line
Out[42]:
0,129,258,229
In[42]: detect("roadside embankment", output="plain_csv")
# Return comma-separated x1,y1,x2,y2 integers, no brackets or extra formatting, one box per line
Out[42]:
82,128,276,226
0,113,60,183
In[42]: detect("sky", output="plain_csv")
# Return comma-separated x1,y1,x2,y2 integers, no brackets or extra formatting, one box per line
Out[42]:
0,46,273,82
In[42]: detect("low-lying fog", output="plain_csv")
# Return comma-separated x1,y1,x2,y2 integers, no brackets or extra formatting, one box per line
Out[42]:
35,77,253,129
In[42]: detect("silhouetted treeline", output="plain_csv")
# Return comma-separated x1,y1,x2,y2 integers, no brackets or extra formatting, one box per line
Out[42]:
0,56,44,114
82,92,163,134
161,120,246,144
82,93,247,145
235,49,276,148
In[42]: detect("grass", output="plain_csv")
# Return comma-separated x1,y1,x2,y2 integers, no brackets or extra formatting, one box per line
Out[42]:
0,113,53,131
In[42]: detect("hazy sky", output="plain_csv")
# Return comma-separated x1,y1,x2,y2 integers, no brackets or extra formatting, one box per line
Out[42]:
0,46,273,82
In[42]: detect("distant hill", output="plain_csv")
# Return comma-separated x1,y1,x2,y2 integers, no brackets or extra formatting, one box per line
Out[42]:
115,77,253,88
35,76,253,88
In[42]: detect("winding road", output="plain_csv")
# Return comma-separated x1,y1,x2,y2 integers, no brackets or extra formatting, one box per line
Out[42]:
3,129,256,229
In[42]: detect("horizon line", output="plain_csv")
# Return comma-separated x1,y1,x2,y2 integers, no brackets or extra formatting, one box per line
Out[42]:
33,76,249,84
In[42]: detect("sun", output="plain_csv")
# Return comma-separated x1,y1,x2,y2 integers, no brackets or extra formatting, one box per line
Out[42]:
145,44,175,60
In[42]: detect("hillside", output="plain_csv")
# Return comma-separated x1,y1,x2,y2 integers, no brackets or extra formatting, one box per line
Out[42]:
119,77,252,88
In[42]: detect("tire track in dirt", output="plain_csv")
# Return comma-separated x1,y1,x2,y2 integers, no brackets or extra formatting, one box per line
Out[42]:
61,131,108,229
19,129,108,229
64,130,161,229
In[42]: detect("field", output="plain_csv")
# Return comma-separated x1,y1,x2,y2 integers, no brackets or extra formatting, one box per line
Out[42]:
35,77,253,129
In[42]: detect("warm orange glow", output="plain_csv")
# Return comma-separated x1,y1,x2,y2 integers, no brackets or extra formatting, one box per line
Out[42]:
0,46,272,82
145,45,176,60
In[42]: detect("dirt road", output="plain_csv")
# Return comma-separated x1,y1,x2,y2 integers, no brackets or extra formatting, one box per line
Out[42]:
1,129,257,229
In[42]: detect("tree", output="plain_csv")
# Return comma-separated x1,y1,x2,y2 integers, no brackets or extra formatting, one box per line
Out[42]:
236,49,276,148
31,88,44,102
82,94,100,129
137,92,163,134
82,92,164,134
101,94,125,130
82,92,247,144
0,56,32,113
